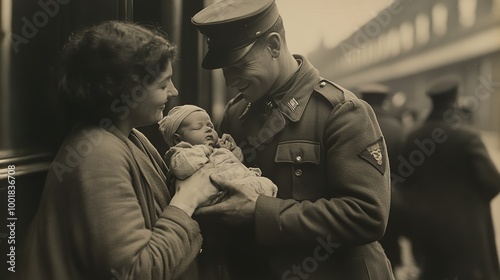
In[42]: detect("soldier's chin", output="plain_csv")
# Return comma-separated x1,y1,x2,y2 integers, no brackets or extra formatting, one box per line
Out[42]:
241,91,259,103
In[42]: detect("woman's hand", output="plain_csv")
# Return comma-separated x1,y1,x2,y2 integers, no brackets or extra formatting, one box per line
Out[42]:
169,168,219,216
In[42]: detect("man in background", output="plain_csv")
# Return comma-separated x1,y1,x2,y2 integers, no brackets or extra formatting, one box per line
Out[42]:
396,76,500,279
358,83,404,272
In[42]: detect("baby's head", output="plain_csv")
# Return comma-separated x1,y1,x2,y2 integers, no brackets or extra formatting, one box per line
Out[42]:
159,105,219,147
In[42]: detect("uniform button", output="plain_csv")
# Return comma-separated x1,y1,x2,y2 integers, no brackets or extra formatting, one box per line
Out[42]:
295,155,302,163
320,81,326,87
295,169,303,176
265,100,274,115
199,248,203,253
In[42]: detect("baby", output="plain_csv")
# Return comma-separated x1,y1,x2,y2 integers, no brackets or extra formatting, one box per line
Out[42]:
158,105,277,205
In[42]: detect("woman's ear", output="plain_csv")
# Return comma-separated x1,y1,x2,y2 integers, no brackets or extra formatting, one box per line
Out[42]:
266,32,281,58
173,133,182,145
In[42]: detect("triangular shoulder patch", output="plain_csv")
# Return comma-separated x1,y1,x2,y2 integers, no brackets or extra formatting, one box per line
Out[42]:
358,137,387,175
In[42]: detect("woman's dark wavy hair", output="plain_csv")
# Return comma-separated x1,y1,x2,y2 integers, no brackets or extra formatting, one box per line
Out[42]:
58,21,176,123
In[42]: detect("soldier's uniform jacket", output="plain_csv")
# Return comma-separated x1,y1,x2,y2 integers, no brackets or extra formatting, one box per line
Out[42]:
211,55,394,280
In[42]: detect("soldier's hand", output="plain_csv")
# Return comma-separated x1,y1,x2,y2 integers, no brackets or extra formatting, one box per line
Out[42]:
194,171,260,225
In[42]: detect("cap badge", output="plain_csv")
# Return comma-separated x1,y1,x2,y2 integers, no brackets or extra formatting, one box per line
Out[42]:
287,98,299,112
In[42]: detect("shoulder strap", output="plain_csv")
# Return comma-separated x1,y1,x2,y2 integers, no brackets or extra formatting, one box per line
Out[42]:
313,78,358,107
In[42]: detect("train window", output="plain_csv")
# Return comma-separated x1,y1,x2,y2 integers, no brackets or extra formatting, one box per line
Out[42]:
415,13,430,45
400,21,414,52
432,3,448,36
388,28,400,57
459,0,477,28
370,40,380,64
379,33,389,61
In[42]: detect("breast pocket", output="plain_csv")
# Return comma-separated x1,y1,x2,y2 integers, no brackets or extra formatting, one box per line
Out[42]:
275,141,323,201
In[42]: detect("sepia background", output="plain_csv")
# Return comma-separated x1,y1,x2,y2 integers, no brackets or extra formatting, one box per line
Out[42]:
0,0,499,279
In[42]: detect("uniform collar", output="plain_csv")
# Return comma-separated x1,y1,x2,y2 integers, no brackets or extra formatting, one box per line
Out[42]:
238,54,320,121
275,55,319,122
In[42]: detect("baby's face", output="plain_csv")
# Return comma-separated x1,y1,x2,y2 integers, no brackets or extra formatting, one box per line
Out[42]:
177,111,219,146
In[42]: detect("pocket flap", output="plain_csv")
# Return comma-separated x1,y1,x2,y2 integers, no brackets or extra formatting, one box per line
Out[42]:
275,141,320,164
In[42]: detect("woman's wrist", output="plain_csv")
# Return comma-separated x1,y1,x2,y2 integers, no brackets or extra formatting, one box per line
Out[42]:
169,194,197,217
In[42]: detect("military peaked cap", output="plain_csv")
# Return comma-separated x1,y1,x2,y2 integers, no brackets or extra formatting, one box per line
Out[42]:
192,0,280,69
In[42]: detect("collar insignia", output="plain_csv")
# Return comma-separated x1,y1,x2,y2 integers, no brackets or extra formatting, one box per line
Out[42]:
287,98,299,112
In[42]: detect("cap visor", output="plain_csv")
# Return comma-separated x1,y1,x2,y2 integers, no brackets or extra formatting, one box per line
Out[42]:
202,42,255,69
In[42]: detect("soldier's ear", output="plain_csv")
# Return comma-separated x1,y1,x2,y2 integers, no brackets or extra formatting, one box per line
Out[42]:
266,32,281,58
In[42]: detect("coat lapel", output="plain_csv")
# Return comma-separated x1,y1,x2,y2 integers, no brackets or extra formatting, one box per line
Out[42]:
248,109,287,149
243,55,320,150
109,127,170,216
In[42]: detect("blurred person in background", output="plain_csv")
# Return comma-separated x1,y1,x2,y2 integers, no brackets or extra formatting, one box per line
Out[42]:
394,75,500,280
358,83,404,272
358,83,404,173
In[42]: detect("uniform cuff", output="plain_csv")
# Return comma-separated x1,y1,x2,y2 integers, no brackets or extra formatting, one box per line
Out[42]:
255,196,282,247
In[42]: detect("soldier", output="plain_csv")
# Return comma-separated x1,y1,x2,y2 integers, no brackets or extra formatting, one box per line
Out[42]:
192,0,395,279
396,75,500,279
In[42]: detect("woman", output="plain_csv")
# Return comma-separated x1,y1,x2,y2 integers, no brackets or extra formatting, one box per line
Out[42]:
16,21,218,280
